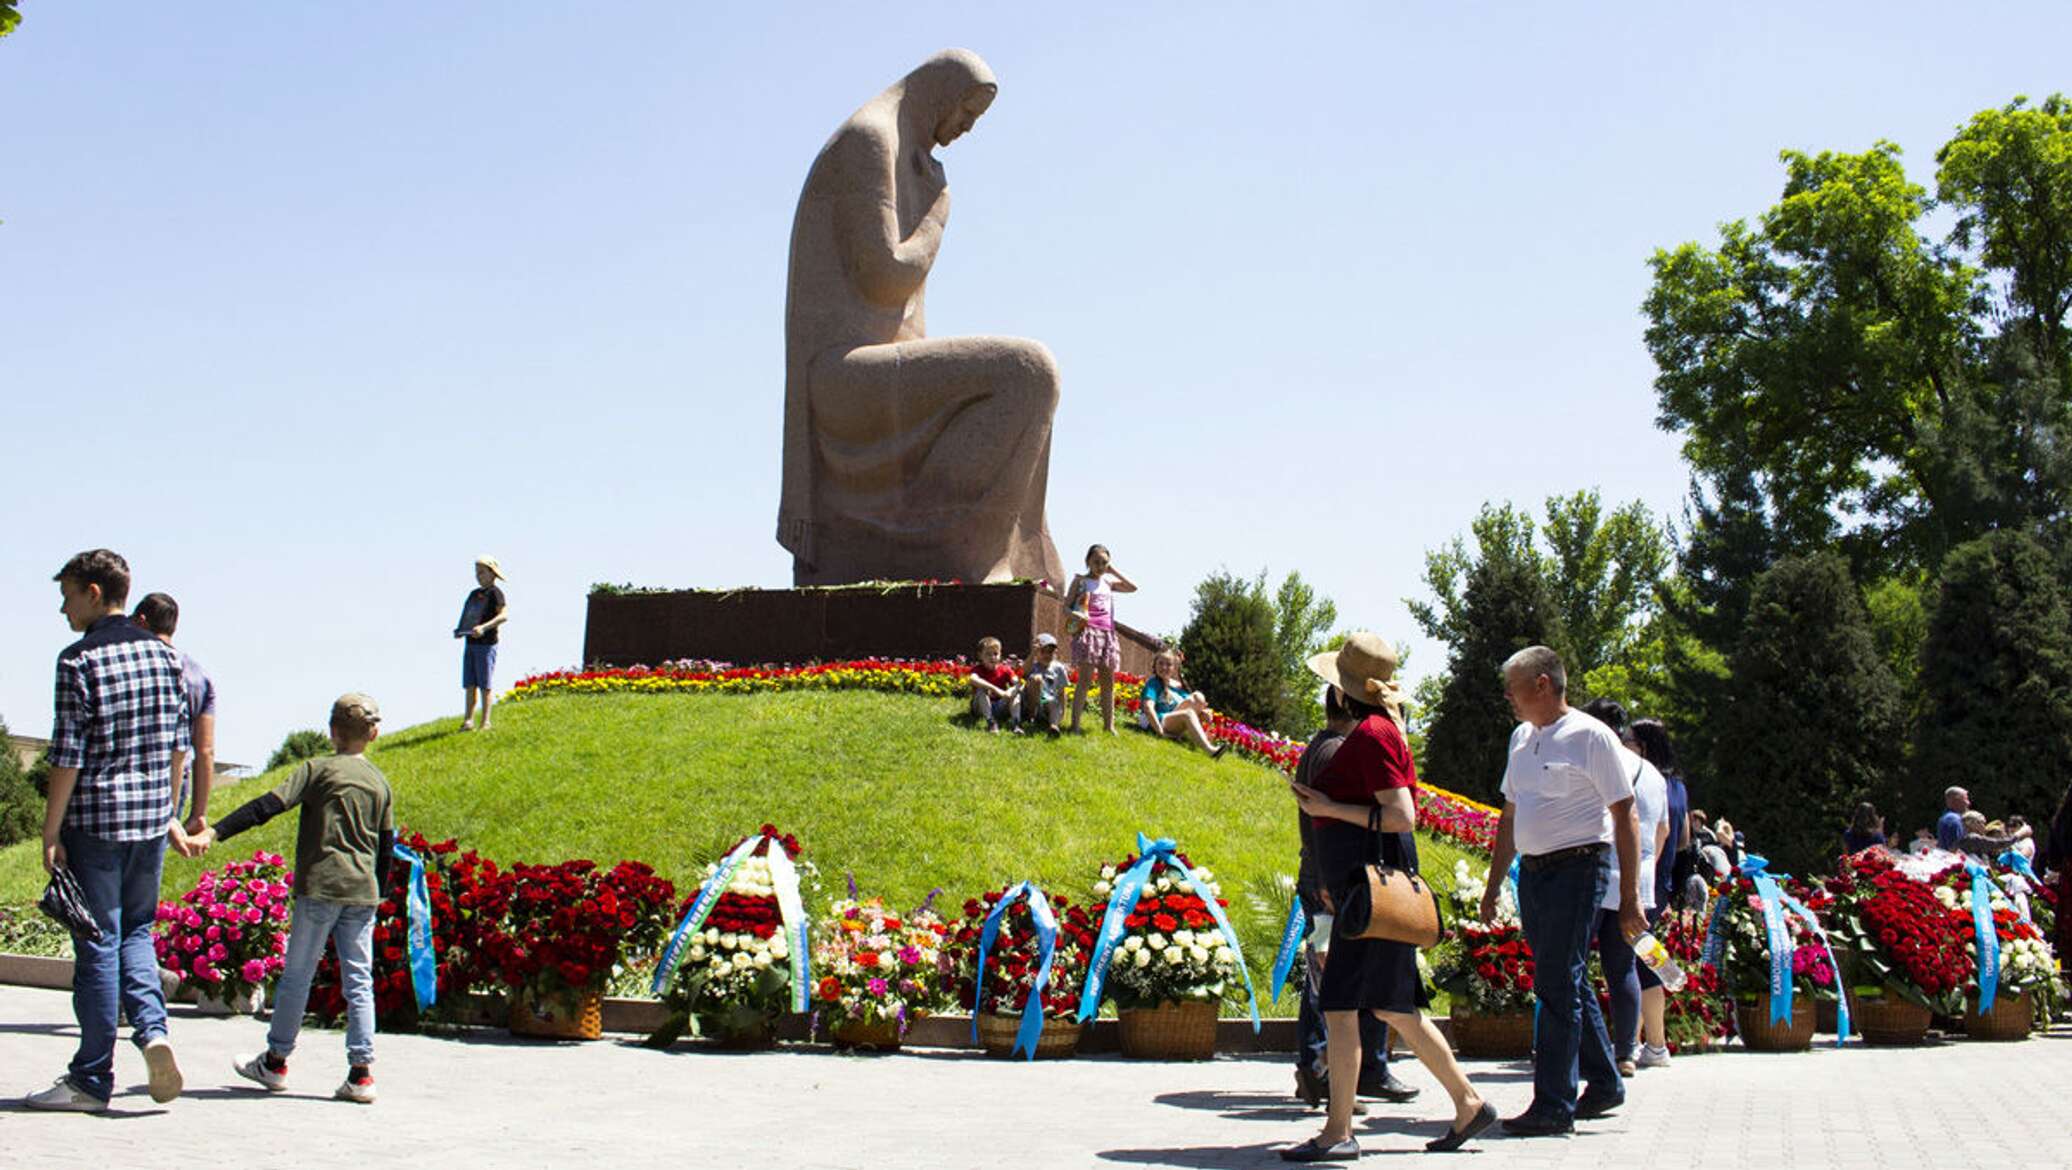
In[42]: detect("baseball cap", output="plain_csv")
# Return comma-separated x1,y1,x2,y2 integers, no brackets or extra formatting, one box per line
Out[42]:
1035,632,1058,647
331,692,382,728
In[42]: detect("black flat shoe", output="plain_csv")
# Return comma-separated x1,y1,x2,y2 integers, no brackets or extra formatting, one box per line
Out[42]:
1573,1090,1624,1120
1355,1072,1421,1103
1426,1101,1498,1152
1280,1137,1360,1162
1501,1112,1574,1137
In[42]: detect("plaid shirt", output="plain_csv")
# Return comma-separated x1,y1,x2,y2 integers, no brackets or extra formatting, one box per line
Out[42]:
51,614,191,841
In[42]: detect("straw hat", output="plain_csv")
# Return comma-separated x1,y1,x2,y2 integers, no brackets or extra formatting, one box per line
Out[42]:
1307,632,1404,722
475,554,508,582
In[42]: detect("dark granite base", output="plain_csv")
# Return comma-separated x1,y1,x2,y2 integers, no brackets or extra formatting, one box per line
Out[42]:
583,582,1164,675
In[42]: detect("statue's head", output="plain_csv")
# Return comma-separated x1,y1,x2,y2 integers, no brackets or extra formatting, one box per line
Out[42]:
905,49,998,147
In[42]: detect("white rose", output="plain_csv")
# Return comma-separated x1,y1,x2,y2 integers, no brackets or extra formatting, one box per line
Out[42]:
687,945,707,962
1147,933,1168,951
1101,865,1118,880
1189,945,1209,964
770,938,790,960
704,927,720,944
732,952,753,970
1155,877,1172,893
1133,947,1152,968
720,933,739,950
752,952,773,968
1194,868,1214,883
1092,881,1112,899
1173,930,1195,948
1215,947,1236,966
1163,946,1184,966
1122,936,1142,952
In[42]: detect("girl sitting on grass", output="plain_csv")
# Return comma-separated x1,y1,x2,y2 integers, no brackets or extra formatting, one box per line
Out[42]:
1140,650,1225,759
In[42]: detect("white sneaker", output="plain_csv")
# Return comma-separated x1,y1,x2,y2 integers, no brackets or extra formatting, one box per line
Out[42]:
334,1073,376,1104
1636,1043,1672,1069
141,1037,183,1103
22,1078,106,1112
233,1052,289,1092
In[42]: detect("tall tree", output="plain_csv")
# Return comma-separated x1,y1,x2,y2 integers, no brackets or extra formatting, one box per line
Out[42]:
1714,554,1903,873
1912,531,2072,827
1415,505,1566,802
1541,490,1670,682
1270,571,1338,734
1177,571,1283,732
1937,94,2072,377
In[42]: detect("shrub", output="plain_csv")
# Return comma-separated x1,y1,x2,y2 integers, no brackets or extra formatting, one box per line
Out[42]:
1177,572,1283,732
0,718,40,848
265,728,331,772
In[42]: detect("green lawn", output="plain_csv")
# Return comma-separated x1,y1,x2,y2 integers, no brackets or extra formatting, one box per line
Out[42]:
0,689,1477,1003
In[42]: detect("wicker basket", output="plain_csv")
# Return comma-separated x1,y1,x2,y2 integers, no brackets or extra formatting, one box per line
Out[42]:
1732,994,1816,1051
829,1016,903,1051
1816,997,1839,1034
1116,1000,1219,1060
976,1011,1082,1059
1963,990,2034,1041
1449,1008,1535,1059
1847,987,1931,1046
508,990,603,1041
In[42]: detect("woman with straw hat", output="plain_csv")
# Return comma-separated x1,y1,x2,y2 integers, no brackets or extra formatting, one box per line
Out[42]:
1280,632,1495,1159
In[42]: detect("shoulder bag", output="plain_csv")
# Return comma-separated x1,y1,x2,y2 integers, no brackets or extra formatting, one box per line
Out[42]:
1338,804,1444,948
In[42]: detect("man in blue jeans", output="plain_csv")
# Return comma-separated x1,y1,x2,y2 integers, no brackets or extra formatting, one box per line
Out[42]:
25,549,198,1112
1478,646,1643,1137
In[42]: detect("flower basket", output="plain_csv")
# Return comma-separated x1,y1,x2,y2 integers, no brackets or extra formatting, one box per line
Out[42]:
829,1016,902,1051
650,827,814,1049
194,987,265,1016
1117,999,1219,1060
508,989,603,1040
1847,985,1931,1046
977,1011,1081,1059
1963,990,2034,1042
154,851,294,1009
1449,1006,1535,1059
1733,994,1815,1051
1816,998,1838,1033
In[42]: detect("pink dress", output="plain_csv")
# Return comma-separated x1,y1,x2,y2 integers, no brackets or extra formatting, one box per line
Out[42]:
1071,575,1121,670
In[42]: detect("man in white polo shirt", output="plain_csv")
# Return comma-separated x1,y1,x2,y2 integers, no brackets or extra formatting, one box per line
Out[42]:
1478,646,1643,1136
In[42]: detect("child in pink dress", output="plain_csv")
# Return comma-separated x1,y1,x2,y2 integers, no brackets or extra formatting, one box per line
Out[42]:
1065,544,1137,734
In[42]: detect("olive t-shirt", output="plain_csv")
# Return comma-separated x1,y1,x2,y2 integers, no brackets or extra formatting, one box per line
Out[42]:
272,755,395,905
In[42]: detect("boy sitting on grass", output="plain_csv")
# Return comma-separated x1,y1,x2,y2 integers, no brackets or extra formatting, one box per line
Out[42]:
198,693,395,1105
1020,633,1071,738
969,636,1022,734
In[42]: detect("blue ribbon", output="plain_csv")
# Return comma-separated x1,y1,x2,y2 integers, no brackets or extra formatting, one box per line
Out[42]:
969,882,1059,1060
1077,833,1260,1030
1267,896,1308,1002
1965,859,2000,1013
1739,857,1795,1025
652,834,763,994
390,844,438,1012
1779,890,1848,1046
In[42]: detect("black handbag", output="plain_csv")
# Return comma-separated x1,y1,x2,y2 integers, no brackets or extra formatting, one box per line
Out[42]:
39,864,104,943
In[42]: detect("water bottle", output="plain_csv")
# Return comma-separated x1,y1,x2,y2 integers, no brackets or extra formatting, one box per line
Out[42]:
1629,930,1687,991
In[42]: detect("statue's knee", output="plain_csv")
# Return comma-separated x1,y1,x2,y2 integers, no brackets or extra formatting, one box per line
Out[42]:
1002,340,1060,412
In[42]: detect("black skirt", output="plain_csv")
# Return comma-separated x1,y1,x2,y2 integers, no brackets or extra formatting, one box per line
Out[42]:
1315,820,1429,1014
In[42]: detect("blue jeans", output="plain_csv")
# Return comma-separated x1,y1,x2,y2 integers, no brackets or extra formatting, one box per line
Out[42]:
462,642,497,690
1517,849,1623,1121
1593,908,1640,1060
63,828,170,1102
268,896,377,1067
1296,943,1388,1079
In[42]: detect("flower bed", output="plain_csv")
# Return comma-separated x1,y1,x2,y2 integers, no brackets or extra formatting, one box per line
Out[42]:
153,851,293,1007
505,658,1502,853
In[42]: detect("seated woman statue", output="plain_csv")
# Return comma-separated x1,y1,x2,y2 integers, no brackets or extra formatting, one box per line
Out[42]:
1141,650,1226,759
778,48,1066,587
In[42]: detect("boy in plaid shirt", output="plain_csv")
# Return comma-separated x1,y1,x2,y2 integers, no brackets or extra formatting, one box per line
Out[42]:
23,550,200,1112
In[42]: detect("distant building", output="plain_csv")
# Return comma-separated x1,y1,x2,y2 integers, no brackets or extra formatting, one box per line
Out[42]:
7,733,249,780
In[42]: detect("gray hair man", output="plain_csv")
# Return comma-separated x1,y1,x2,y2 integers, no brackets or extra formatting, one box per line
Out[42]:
1478,645,1643,1136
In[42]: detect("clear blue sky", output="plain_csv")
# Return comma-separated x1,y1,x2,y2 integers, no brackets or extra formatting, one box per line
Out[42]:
3,2,2065,765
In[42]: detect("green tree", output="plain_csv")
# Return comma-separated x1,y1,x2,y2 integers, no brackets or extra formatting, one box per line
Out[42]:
1415,506,1566,802
0,717,40,848
1270,571,1339,733
1715,554,1903,873
0,3,19,40
1937,95,2072,375
1177,572,1283,732
1912,531,2072,827
266,728,331,772
1541,490,1671,683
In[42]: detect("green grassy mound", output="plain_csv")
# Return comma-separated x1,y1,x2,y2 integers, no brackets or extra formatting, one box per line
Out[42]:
0,690,1474,992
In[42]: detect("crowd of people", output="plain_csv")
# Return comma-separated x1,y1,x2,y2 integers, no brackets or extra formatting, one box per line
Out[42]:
21,548,499,1111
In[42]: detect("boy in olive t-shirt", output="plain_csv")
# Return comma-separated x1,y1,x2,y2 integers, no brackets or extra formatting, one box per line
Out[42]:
200,693,394,1104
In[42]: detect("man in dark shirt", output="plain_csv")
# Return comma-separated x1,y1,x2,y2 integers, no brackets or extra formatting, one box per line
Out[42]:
1291,687,1413,1107
455,555,509,731
25,550,195,1112
1936,787,1970,851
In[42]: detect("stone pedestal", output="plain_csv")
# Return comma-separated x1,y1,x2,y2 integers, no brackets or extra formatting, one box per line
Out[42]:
582,582,1162,676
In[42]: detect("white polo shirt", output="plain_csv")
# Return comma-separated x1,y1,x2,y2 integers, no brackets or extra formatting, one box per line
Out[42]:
1500,709,1635,857
1601,748,1668,911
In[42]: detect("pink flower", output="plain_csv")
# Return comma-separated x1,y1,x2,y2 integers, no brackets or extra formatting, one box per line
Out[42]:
206,943,229,962
229,890,250,905
205,925,222,942
193,962,219,983
240,959,267,983
243,907,263,924
264,956,285,974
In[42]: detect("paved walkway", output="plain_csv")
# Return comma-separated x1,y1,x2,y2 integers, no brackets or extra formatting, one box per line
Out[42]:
2,985,2068,1169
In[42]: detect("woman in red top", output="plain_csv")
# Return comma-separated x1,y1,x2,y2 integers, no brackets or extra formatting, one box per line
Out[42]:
1283,634,1493,1161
